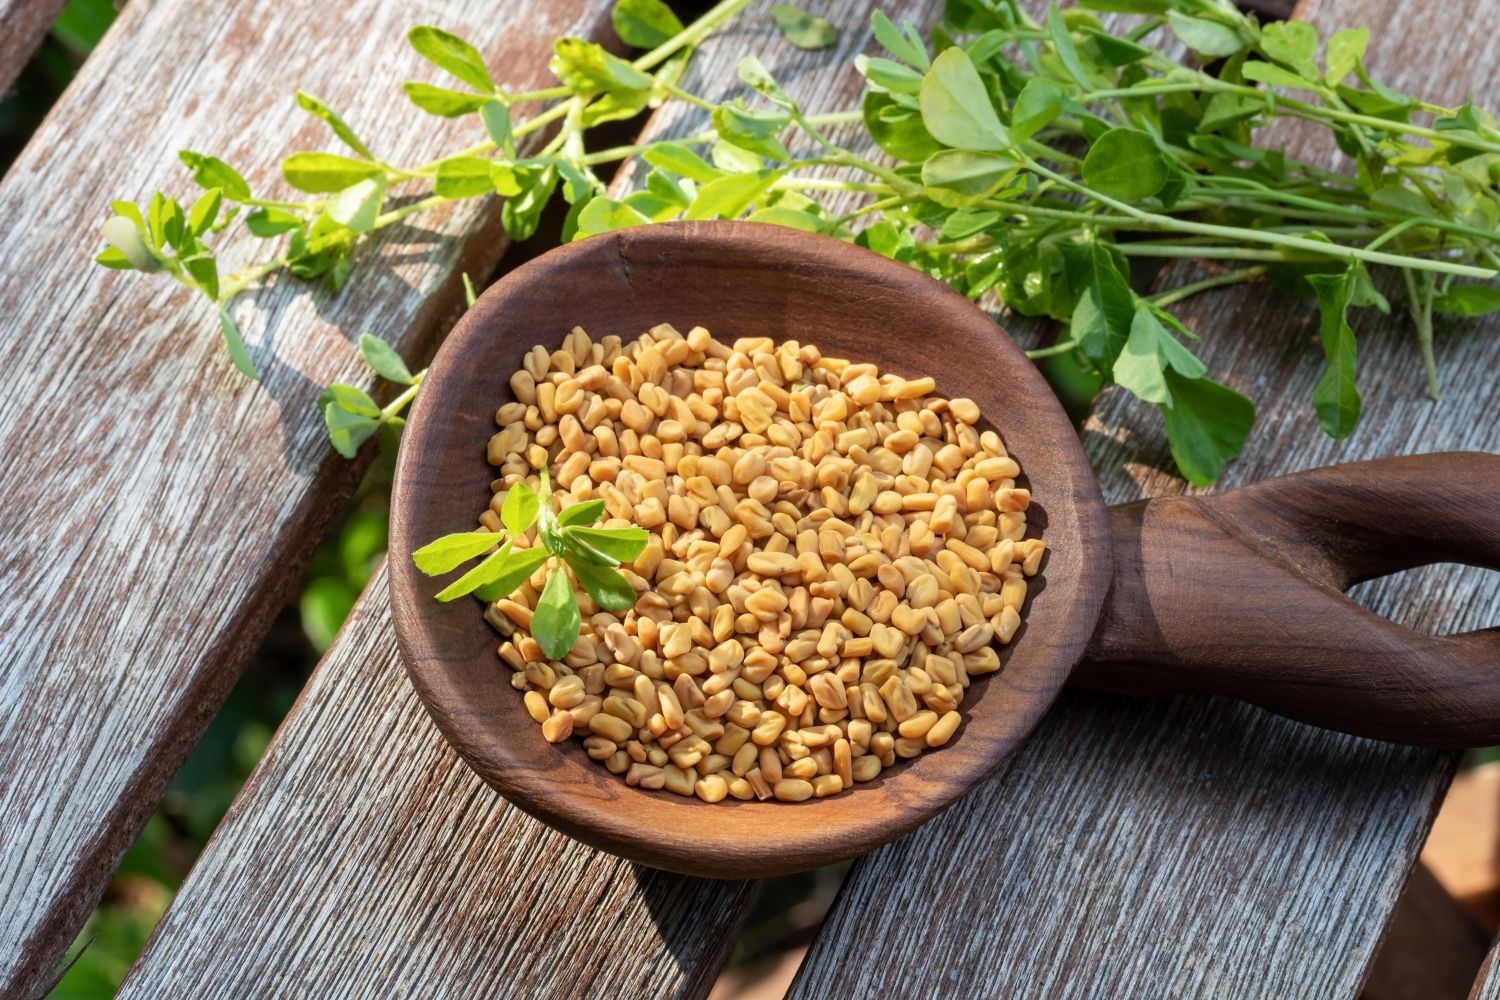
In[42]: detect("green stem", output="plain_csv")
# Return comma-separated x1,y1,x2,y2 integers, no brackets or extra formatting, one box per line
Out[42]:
1146,266,1268,308
1025,339,1079,360
381,369,426,421
1026,157,1497,278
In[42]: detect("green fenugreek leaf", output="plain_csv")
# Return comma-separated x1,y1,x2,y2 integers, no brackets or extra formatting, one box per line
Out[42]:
295,91,376,159
556,498,606,527
1161,372,1255,487
531,565,582,659
612,0,684,48
918,47,1009,152
1307,268,1363,438
402,82,492,118
501,482,541,535
218,307,259,380
435,543,549,603
178,151,251,201
569,557,639,612
411,530,503,575
1082,128,1169,201
408,26,496,93
769,3,838,50
281,152,383,194
358,333,415,385
563,525,649,564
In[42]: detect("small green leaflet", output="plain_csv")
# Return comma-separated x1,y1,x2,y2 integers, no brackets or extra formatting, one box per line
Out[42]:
480,101,516,158
557,498,606,527
1112,308,1171,404
921,149,1022,206
179,151,251,201
1045,6,1096,89
1071,244,1136,376
770,4,838,50
1306,268,1364,438
1433,283,1500,316
1009,78,1066,142
564,525,649,564
358,333,414,384
1161,372,1255,487
531,565,582,659
435,543,549,603
713,100,792,161
870,10,928,69
412,530,501,574
408,26,495,93
1258,20,1319,78
918,47,1010,152
1324,27,1369,85
188,189,223,235
326,176,385,233
612,0,684,48
550,37,654,97
570,559,638,612
502,482,541,535
402,83,492,118
1083,128,1169,201
1166,10,1245,57
435,156,496,198
218,307,259,380
685,169,782,220
281,152,382,194
295,91,375,159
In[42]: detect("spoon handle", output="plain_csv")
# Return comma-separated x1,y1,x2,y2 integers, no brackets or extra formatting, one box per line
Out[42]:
1075,452,1500,747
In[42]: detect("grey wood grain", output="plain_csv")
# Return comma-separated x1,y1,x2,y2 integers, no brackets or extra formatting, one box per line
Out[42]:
0,1,614,994
121,2,931,995
0,0,69,96
790,0,1495,996
116,568,757,1000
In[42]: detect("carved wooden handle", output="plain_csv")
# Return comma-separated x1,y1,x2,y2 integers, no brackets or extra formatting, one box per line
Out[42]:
1076,452,1500,747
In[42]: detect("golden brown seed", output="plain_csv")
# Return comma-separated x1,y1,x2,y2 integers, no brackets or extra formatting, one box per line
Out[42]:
926,710,962,747
774,778,815,802
541,711,574,743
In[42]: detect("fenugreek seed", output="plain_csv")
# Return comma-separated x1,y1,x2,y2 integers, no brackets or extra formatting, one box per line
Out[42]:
949,397,981,425
774,778,815,802
926,710,962,747
524,690,549,724
747,769,774,800
995,606,1022,643
955,622,995,654
589,712,632,743
852,755,883,782
541,711,574,743
695,774,729,803
583,735,617,760
548,675,586,709
898,710,939,740
748,551,801,577
626,763,666,789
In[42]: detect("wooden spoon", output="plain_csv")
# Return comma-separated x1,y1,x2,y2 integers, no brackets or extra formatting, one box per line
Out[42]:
389,221,1500,878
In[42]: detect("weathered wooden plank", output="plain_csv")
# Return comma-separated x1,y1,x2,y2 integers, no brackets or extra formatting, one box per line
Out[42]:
120,1,935,994
0,0,68,95
790,0,1495,995
116,568,756,1000
0,1,615,994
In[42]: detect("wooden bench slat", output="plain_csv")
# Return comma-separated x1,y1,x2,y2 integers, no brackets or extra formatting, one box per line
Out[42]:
116,568,756,999
0,0,69,94
791,0,1497,994
120,1,922,993
0,2,614,993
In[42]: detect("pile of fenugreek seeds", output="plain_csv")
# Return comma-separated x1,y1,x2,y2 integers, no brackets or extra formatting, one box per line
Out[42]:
478,324,1042,803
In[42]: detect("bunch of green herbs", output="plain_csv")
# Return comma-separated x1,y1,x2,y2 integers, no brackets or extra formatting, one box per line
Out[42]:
97,0,1500,489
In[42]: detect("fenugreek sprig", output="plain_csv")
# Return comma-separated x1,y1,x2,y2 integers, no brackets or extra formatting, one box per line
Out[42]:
411,466,648,658
98,0,1500,485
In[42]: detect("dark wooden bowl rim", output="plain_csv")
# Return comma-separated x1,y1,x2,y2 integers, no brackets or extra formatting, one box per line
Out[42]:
389,221,1110,877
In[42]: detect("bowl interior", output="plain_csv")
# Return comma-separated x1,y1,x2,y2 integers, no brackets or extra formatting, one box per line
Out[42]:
389,221,1110,878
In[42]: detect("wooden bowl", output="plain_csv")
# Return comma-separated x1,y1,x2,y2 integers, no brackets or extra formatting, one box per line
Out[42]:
389,221,1110,878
